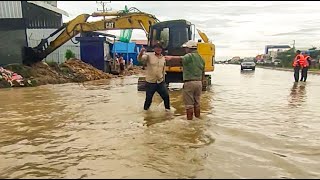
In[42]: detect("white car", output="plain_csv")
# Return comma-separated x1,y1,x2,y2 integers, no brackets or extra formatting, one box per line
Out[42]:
241,59,256,71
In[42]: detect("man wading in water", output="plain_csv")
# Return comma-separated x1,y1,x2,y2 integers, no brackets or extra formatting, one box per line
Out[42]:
165,40,205,120
137,41,170,111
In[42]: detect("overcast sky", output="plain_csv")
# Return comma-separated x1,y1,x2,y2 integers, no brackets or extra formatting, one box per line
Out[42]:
57,1,320,61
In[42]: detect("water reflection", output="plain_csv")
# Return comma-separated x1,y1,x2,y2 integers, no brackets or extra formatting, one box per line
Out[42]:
288,82,306,108
240,69,255,77
139,119,212,178
143,87,214,127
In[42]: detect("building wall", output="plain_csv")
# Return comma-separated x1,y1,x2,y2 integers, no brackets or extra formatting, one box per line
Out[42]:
26,29,80,63
22,1,62,29
0,29,26,65
0,1,25,65
0,1,79,65
22,1,80,63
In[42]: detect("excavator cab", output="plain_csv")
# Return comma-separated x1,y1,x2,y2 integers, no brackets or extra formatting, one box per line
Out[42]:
138,20,194,91
147,20,193,56
147,20,193,85
138,19,214,91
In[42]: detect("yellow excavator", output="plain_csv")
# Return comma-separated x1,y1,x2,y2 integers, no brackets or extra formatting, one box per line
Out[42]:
23,7,215,91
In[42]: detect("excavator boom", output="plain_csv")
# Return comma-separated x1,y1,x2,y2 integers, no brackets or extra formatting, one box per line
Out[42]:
23,11,159,65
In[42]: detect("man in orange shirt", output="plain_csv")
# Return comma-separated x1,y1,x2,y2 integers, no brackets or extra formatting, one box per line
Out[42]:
301,52,311,82
292,50,304,82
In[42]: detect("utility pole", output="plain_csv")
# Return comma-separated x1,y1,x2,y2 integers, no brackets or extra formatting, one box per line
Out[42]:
293,40,295,51
96,1,112,21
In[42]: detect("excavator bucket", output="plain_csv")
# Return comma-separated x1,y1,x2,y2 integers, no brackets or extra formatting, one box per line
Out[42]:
22,47,44,65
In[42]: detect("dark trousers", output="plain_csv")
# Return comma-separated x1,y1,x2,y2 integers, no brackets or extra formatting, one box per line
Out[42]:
300,67,308,82
294,66,301,82
144,81,170,110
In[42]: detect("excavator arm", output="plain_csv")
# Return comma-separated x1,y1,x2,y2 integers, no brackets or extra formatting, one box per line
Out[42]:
23,11,159,65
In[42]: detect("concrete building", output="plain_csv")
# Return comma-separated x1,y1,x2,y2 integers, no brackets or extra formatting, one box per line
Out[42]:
0,1,80,65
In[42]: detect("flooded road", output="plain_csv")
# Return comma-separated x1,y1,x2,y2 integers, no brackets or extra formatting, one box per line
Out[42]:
0,64,320,178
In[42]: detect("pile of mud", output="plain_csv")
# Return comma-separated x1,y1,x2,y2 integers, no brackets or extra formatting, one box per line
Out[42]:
61,58,113,82
1,58,145,88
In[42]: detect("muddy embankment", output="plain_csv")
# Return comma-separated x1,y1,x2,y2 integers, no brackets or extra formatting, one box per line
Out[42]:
0,58,145,88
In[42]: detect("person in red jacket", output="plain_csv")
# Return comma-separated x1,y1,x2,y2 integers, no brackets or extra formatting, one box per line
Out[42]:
292,50,304,82
301,53,311,82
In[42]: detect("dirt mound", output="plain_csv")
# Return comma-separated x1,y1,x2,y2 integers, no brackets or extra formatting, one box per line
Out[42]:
61,59,113,82
31,62,70,85
121,66,145,76
1,58,145,88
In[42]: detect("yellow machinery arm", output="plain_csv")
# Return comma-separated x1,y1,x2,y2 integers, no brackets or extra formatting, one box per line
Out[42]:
23,11,159,65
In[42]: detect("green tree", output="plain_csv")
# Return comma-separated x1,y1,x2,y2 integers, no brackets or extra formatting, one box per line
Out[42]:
276,48,295,68
309,46,317,51
65,49,75,60
309,50,320,59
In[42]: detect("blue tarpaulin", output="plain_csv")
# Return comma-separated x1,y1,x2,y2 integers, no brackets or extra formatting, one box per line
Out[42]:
112,42,140,65
112,42,136,53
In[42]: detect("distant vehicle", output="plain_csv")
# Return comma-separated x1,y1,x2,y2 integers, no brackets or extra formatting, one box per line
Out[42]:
241,59,256,71
273,59,281,66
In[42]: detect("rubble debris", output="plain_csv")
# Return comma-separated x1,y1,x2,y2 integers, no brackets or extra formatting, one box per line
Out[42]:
0,66,25,87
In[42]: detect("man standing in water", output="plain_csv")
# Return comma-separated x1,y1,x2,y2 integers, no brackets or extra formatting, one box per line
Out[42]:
137,41,170,111
292,50,304,82
118,54,125,75
301,52,311,82
165,40,205,120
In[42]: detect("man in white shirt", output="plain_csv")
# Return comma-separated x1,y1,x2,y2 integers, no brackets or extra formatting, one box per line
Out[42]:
137,41,170,111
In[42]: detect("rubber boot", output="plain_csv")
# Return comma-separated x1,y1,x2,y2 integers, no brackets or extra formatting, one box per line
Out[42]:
186,108,194,120
194,106,200,118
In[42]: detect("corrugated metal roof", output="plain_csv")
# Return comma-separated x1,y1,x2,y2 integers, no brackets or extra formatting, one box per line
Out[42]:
0,1,23,19
27,1,69,16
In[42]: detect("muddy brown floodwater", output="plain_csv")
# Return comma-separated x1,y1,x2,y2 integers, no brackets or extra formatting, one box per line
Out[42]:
0,64,320,178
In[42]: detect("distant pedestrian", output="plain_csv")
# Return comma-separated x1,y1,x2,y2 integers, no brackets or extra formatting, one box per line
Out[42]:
128,58,134,70
292,50,304,82
301,52,311,82
118,54,125,74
